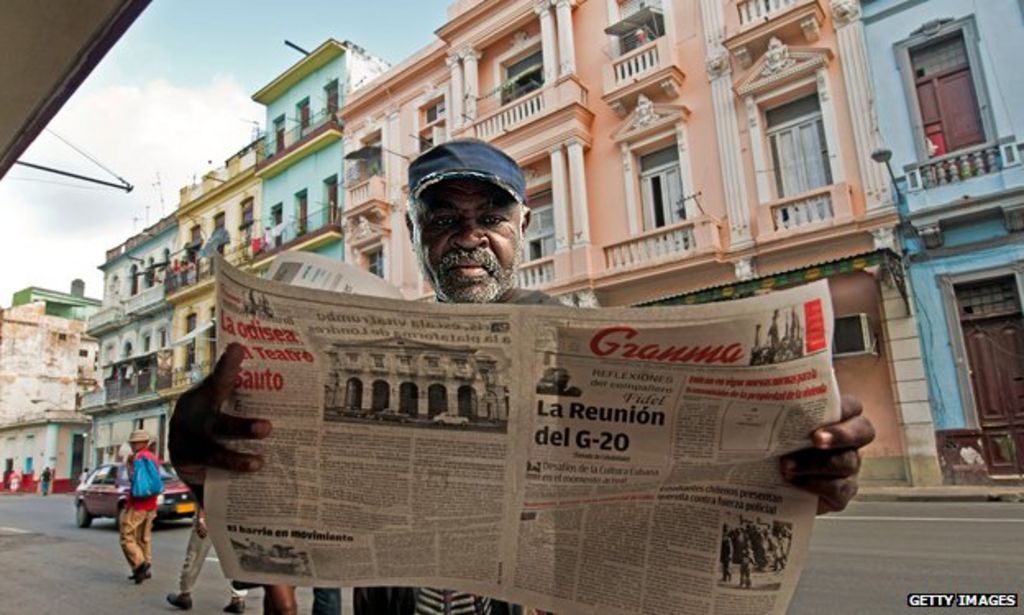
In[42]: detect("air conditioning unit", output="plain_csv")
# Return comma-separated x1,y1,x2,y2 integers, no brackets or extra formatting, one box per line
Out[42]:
833,314,876,357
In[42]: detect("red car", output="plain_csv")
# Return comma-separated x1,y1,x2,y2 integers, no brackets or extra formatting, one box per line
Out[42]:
75,462,196,528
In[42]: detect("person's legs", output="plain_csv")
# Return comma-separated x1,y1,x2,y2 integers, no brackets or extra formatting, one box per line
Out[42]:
141,509,156,564
312,587,342,615
179,516,211,593
120,508,145,568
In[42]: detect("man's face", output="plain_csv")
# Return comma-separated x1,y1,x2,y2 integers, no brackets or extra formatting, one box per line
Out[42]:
408,178,530,304
130,441,146,453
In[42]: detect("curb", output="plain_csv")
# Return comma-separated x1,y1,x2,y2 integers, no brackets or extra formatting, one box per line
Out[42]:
856,490,1024,503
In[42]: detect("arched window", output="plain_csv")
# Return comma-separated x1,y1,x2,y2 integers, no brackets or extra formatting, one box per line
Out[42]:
371,380,390,411
427,384,447,417
399,382,418,417
129,265,139,295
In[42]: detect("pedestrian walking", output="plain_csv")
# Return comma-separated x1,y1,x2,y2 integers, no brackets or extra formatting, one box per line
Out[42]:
39,467,52,496
166,505,247,612
121,429,162,584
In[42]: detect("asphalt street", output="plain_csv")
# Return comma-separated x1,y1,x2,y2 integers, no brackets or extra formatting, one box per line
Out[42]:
0,495,1020,614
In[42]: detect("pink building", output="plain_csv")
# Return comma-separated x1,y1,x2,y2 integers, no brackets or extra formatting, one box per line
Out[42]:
340,0,941,486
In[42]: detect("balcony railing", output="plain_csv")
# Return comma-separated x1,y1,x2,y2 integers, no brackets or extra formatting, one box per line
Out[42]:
164,259,214,295
611,39,662,87
518,257,555,289
123,284,165,315
906,143,1007,191
80,389,107,410
771,190,834,231
263,108,341,162
86,305,124,332
737,0,799,27
172,363,211,389
255,206,342,261
347,174,387,209
476,87,546,140
604,222,697,271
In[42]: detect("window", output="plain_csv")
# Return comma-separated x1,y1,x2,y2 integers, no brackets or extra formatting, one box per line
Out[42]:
524,191,555,261
188,225,202,263
271,204,284,247
129,264,139,295
213,212,227,254
145,257,155,288
639,145,685,229
273,115,286,153
325,80,339,114
239,198,254,236
297,98,310,130
501,50,544,105
425,99,446,124
143,334,151,353
79,349,89,358
324,176,338,213
295,190,308,235
366,248,385,278
158,328,167,348
185,313,197,369
613,1,666,54
910,32,985,157
123,341,133,358
766,94,832,199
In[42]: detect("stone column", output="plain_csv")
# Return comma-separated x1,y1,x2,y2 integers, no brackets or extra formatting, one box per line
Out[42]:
816,68,845,185
554,0,576,77
701,0,752,249
674,123,698,219
831,0,893,214
462,48,481,122
566,138,590,244
619,143,640,235
745,96,772,204
535,0,559,84
447,54,464,131
549,144,571,251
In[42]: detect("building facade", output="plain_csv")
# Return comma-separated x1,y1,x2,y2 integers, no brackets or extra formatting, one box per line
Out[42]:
0,283,99,493
164,140,263,400
333,0,940,485
863,0,1024,482
250,39,389,271
82,214,177,466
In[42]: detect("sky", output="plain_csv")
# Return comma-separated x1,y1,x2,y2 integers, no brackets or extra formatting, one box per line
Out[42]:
0,0,450,307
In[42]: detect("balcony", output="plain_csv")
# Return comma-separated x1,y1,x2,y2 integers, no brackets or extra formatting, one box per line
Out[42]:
86,305,124,336
164,259,214,298
171,363,210,390
257,109,343,179
603,217,721,273
601,36,684,117
756,183,854,241
724,0,824,68
123,283,166,316
469,76,591,145
252,206,343,265
518,257,555,290
79,389,108,412
906,140,1020,192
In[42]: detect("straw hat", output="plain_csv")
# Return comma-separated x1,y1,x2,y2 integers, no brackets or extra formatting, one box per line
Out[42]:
128,429,151,444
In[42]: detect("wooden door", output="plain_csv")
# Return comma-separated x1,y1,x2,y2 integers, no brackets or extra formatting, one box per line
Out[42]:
957,277,1024,475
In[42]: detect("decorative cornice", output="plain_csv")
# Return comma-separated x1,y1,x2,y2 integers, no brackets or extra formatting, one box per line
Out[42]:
734,46,833,97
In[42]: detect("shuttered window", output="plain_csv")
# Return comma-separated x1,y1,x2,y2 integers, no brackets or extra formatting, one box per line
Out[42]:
766,94,832,199
910,32,985,157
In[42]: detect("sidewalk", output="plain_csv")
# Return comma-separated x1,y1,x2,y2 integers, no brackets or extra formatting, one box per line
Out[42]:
857,484,1024,503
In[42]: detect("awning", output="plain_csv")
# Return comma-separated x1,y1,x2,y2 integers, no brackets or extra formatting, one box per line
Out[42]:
171,319,215,347
604,6,663,37
640,249,897,307
344,145,381,161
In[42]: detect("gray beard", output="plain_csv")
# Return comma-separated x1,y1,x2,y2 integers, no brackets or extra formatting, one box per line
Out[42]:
418,237,524,304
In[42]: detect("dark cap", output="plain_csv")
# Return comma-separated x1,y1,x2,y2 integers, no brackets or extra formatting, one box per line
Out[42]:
408,138,525,205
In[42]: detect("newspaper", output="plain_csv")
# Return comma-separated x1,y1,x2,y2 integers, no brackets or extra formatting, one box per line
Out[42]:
206,255,840,615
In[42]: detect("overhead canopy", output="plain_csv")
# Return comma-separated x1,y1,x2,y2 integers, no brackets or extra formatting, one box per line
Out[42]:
344,145,382,161
604,6,664,37
0,0,151,180
171,319,215,347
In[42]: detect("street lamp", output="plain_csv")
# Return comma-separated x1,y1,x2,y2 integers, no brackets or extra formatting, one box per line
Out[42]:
872,147,902,201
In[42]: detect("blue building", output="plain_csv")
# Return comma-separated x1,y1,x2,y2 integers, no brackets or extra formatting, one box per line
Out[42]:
250,39,388,269
82,214,178,466
863,0,1024,481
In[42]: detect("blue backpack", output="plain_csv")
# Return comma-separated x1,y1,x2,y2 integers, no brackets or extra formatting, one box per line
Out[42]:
131,455,164,498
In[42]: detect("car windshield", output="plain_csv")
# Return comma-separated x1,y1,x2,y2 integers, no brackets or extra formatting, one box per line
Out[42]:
159,463,177,480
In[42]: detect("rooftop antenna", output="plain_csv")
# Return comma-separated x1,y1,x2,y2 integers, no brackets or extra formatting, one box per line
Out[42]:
152,172,166,215
285,40,311,56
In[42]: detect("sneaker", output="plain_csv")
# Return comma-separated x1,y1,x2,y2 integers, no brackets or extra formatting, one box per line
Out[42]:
223,597,246,613
167,593,193,610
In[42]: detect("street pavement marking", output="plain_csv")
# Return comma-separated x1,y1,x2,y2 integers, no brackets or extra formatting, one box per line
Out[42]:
0,527,31,534
821,516,1024,523
205,556,219,562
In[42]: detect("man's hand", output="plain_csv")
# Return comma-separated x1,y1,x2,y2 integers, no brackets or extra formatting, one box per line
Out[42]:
780,396,875,514
169,342,272,498
196,517,208,539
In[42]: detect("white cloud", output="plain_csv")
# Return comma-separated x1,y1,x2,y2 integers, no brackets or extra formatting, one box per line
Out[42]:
0,76,262,306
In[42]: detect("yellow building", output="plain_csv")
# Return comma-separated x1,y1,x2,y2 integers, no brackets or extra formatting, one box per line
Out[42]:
162,140,262,401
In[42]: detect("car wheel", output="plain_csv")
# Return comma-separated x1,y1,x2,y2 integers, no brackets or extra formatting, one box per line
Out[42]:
75,501,93,528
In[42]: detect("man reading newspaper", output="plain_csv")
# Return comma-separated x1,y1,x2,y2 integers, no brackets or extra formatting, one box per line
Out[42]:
169,139,875,614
